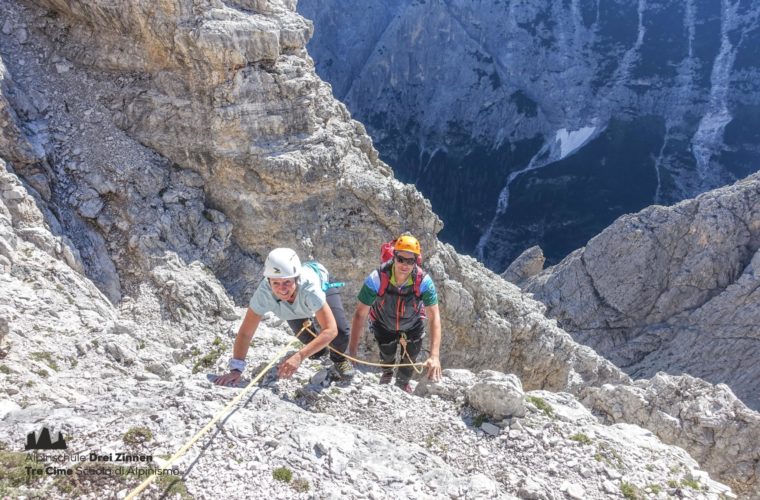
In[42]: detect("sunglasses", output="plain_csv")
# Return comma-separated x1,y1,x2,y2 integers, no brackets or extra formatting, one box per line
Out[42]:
394,254,416,265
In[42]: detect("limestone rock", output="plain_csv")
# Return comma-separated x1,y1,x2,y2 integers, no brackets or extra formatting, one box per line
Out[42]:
581,373,760,496
0,399,21,420
415,368,477,400
300,0,760,274
27,0,630,403
104,340,136,365
480,422,501,437
466,370,526,420
151,260,239,329
501,245,545,284
0,0,756,497
524,173,760,411
426,244,629,395
0,57,43,166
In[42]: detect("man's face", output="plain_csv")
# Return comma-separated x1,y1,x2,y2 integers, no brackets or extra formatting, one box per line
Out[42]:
393,251,416,274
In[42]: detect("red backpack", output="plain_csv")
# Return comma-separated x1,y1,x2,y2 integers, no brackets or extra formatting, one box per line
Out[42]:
380,241,396,264
380,239,422,265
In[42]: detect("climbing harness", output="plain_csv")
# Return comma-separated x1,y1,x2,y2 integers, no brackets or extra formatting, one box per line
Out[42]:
299,320,425,374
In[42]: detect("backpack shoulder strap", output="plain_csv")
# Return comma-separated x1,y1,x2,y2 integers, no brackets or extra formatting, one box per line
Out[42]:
303,261,321,279
377,261,393,297
378,263,424,298
304,261,344,292
413,267,425,298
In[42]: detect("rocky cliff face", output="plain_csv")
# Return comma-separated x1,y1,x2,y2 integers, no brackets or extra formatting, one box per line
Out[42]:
1,0,625,405
299,0,760,271
0,0,758,497
522,172,760,410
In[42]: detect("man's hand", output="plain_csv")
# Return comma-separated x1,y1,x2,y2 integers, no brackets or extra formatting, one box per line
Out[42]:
277,352,303,379
214,370,242,387
424,356,442,382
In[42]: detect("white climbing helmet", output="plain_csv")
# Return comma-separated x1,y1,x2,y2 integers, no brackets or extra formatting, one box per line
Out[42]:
263,248,301,278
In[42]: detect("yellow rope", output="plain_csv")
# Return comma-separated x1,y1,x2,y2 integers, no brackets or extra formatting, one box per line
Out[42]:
399,333,425,374
299,320,425,371
125,335,300,500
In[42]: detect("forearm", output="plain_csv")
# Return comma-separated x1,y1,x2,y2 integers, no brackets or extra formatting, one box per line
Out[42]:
427,307,441,359
429,322,441,358
349,308,369,355
298,326,336,360
230,308,261,364
231,329,254,361
298,303,339,360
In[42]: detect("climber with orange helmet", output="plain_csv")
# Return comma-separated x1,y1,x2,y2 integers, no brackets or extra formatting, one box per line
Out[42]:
348,234,442,393
215,248,354,386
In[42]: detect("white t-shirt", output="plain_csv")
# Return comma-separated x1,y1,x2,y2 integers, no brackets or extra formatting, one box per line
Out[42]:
249,264,326,320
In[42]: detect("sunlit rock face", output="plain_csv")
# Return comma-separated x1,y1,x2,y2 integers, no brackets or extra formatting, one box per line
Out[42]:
524,172,760,411
1,0,759,495
299,0,760,270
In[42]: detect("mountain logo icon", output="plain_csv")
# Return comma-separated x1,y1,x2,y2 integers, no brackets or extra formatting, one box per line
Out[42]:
25,427,67,450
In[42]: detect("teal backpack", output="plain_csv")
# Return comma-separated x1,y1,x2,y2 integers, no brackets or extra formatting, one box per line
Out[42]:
303,261,345,292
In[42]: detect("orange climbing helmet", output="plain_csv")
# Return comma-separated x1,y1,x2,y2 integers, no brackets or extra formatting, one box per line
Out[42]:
394,234,421,256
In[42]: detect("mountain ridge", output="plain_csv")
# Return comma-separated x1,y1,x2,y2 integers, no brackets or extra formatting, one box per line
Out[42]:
0,0,758,497
299,0,760,270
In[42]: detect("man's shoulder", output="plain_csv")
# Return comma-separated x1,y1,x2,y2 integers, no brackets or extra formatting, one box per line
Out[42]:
363,269,382,292
419,272,435,288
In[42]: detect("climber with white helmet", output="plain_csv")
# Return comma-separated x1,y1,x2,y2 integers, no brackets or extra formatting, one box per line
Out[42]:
215,248,354,386
348,234,442,393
